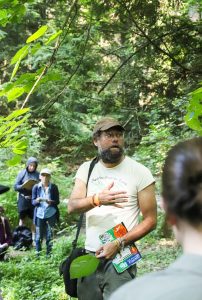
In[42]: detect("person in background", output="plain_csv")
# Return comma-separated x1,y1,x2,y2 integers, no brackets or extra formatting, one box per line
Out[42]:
14,157,39,243
110,137,202,300
68,117,157,300
32,168,60,257
0,205,12,261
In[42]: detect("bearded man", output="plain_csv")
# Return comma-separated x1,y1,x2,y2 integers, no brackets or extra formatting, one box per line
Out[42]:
68,117,157,300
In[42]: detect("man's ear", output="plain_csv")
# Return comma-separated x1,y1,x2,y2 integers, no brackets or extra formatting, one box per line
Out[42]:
93,139,98,147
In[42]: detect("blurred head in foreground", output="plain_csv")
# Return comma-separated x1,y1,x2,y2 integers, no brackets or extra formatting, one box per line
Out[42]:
110,137,202,300
162,137,202,246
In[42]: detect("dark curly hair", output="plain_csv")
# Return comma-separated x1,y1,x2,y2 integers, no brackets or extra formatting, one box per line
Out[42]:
162,137,202,225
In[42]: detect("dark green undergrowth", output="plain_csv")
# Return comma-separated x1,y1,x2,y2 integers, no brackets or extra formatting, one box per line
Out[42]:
0,159,182,299
0,229,85,300
137,237,182,277
0,215,181,300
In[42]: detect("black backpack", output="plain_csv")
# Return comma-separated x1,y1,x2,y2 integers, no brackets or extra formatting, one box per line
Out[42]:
12,225,32,250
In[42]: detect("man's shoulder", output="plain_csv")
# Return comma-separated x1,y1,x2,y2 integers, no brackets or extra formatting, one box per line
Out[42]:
124,156,150,170
78,159,95,169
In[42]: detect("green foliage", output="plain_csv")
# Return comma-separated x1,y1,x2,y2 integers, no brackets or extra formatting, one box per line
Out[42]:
137,237,182,276
0,219,181,299
70,254,99,279
0,0,31,27
0,232,85,300
1,0,201,166
133,121,196,179
0,154,76,229
133,124,173,176
0,108,30,166
0,249,66,300
185,83,202,135
0,4,64,166
0,2,197,298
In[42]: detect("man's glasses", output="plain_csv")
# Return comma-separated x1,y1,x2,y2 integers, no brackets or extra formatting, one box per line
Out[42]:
101,131,124,139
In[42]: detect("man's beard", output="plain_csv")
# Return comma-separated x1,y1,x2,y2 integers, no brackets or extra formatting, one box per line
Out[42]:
98,146,124,164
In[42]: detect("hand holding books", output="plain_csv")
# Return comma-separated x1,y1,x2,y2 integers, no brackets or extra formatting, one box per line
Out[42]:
98,223,141,273
96,240,120,260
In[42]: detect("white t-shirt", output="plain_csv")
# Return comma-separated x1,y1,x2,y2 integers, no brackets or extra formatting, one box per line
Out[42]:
75,156,155,251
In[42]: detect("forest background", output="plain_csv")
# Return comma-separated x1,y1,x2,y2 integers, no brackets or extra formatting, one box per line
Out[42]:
0,0,201,299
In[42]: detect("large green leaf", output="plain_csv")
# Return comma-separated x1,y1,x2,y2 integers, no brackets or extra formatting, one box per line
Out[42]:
10,60,21,80
3,115,29,136
13,139,28,150
6,154,22,166
6,86,25,101
5,130,26,144
191,86,202,96
10,45,29,65
26,25,48,43
185,88,202,134
15,73,36,84
13,148,26,154
70,255,99,279
45,30,63,45
4,108,30,121
10,45,30,80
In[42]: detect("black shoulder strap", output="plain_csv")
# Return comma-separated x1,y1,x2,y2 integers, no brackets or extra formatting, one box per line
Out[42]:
72,157,98,249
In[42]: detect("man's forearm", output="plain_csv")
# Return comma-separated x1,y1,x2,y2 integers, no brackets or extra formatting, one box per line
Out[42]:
68,196,94,214
123,216,157,246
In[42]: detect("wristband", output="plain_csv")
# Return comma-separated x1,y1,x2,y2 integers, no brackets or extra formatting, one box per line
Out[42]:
92,193,101,206
91,194,96,207
113,239,121,251
117,237,125,250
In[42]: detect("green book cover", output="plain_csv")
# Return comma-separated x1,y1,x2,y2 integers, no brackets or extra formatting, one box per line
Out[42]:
99,222,141,273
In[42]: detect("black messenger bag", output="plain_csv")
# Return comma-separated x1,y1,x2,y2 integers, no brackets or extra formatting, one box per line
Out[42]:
59,157,98,297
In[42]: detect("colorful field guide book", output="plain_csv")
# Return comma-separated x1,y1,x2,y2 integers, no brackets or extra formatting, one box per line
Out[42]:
99,222,141,273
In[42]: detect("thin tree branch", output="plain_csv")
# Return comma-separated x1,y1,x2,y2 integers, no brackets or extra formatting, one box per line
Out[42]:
98,51,136,95
21,66,47,108
97,25,193,94
118,0,190,72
